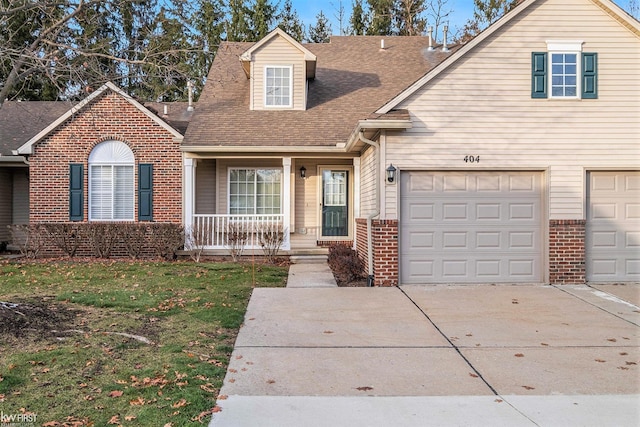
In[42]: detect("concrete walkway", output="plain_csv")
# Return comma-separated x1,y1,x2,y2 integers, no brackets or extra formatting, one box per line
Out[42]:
286,262,337,288
211,283,640,426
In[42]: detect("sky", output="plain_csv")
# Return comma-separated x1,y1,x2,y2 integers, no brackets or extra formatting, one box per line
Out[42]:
290,0,636,36
291,0,474,35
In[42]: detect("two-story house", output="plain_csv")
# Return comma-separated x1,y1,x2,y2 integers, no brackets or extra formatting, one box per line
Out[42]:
182,0,639,285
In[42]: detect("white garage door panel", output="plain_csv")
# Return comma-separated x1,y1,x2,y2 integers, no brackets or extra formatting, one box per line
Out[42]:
587,171,640,282
401,171,543,284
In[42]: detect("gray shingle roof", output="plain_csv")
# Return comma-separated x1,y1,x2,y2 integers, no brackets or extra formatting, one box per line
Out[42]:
0,101,72,156
0,99,193,156
183,36,454,149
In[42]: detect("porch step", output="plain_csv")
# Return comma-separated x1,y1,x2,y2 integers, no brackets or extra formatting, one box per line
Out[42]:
289,254,328,264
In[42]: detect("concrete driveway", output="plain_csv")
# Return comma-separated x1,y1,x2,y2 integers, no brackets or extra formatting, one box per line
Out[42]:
211,283,640,426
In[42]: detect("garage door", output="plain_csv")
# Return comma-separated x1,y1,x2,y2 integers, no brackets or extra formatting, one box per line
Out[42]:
400,171,543,284
586,171,640,282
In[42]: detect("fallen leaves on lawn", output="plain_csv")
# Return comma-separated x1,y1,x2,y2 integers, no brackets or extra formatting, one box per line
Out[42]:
107,415,120,425
171,398,188,408
108,390,124,398
129,396,146,406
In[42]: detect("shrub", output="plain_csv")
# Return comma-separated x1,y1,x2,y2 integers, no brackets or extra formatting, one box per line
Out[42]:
120,223,148,259
258,223,286,264
148,223,184,260
9,224,45,259
327,243,365,285
86,223,121,258
185,223,209,262
42,223,83,258
225,222,248,262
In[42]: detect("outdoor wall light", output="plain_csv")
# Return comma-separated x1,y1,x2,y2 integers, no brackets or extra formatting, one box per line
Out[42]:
386,164,397,183
299,166,306,179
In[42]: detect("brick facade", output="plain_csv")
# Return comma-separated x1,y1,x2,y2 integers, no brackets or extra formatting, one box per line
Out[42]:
29,91,183,224
356,218,398,287
548,219,586,285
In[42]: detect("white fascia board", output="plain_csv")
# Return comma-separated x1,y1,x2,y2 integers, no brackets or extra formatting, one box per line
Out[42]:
344,119,412,152
240,28,317,62
180,145,346,153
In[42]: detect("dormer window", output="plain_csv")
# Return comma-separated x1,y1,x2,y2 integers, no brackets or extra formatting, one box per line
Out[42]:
265,66,292,107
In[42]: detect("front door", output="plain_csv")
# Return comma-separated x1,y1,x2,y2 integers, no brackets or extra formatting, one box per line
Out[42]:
321,169,349,237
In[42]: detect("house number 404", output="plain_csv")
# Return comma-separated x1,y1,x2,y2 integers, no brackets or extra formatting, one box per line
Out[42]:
464,155,480,163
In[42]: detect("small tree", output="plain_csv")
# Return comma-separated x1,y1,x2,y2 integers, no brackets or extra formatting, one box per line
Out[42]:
185,222,209,262
307,10,332,43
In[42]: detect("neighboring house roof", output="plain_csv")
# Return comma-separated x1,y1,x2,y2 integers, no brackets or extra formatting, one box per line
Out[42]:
145,102,194,135
378,0,640,114
16,82,188,155
183,36,454,150
0,101,72,156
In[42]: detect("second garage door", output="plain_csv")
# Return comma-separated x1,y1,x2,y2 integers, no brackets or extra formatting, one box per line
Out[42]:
400,171,543,284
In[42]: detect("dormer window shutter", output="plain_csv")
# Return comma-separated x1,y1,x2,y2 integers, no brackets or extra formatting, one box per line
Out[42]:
531,52,548,98
581,52,598,99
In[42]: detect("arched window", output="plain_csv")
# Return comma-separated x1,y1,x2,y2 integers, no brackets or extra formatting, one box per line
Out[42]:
88,141,134,221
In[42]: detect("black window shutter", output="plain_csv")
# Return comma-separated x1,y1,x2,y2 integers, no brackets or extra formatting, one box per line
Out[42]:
138,163,153,221
582,52,598,99
69,164,84,221
531,52,548,98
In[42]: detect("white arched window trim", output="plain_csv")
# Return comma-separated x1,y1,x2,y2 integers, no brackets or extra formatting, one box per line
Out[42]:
88,140,135,221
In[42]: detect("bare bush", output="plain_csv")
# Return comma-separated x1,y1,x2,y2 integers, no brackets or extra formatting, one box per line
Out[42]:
149,223,184,260
42,223,83,258
328,243,365,285
9,224,45,259
226,222,248,262
185,222,210,262
119,223,148,259
86,223,121,258
258,223,286,263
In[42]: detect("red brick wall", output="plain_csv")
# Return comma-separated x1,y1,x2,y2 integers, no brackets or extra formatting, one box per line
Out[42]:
29,91,182,224
549,219,586,284
356,218,398,286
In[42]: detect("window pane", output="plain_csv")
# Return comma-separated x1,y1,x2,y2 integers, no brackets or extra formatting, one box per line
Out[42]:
265,67,291,107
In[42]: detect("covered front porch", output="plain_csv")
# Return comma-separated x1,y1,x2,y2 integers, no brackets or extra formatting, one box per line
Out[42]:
183,154,361,253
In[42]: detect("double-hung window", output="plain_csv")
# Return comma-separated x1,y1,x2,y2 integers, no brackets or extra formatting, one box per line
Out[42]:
88,140,135,221
532,41,597,99
264,66,292,107
229,168,282,215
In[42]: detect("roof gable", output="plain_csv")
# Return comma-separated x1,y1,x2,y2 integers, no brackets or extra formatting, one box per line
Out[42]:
16,82,184,155
240,28,316,62
376,0,640,114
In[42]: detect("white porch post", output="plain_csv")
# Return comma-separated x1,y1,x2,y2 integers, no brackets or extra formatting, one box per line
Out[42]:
183,157,196,246
353,157,361,250
282,157,291,250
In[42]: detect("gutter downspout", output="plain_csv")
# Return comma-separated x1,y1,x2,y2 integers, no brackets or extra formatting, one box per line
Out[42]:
358,130,379,287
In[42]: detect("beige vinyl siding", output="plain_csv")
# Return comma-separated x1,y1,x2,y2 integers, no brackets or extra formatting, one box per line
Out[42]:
12,169,29,224
0,169,11,242
294,159,320,246
360,145,378,216
385,0,640,220
251,37,306,110
195,160,216,214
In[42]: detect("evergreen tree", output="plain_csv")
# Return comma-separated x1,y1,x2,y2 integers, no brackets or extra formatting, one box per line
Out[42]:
248,0,278,41
349,0,369,35
191,0,225,89
226,0,251,41
307,10,332,43
277,0,305,41
366,0,394,35
395,0,427,36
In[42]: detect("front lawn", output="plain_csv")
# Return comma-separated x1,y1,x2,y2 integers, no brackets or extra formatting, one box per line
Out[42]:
0,260,287,426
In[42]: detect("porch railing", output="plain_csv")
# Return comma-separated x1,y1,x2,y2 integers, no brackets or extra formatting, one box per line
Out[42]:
191,214,288,250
